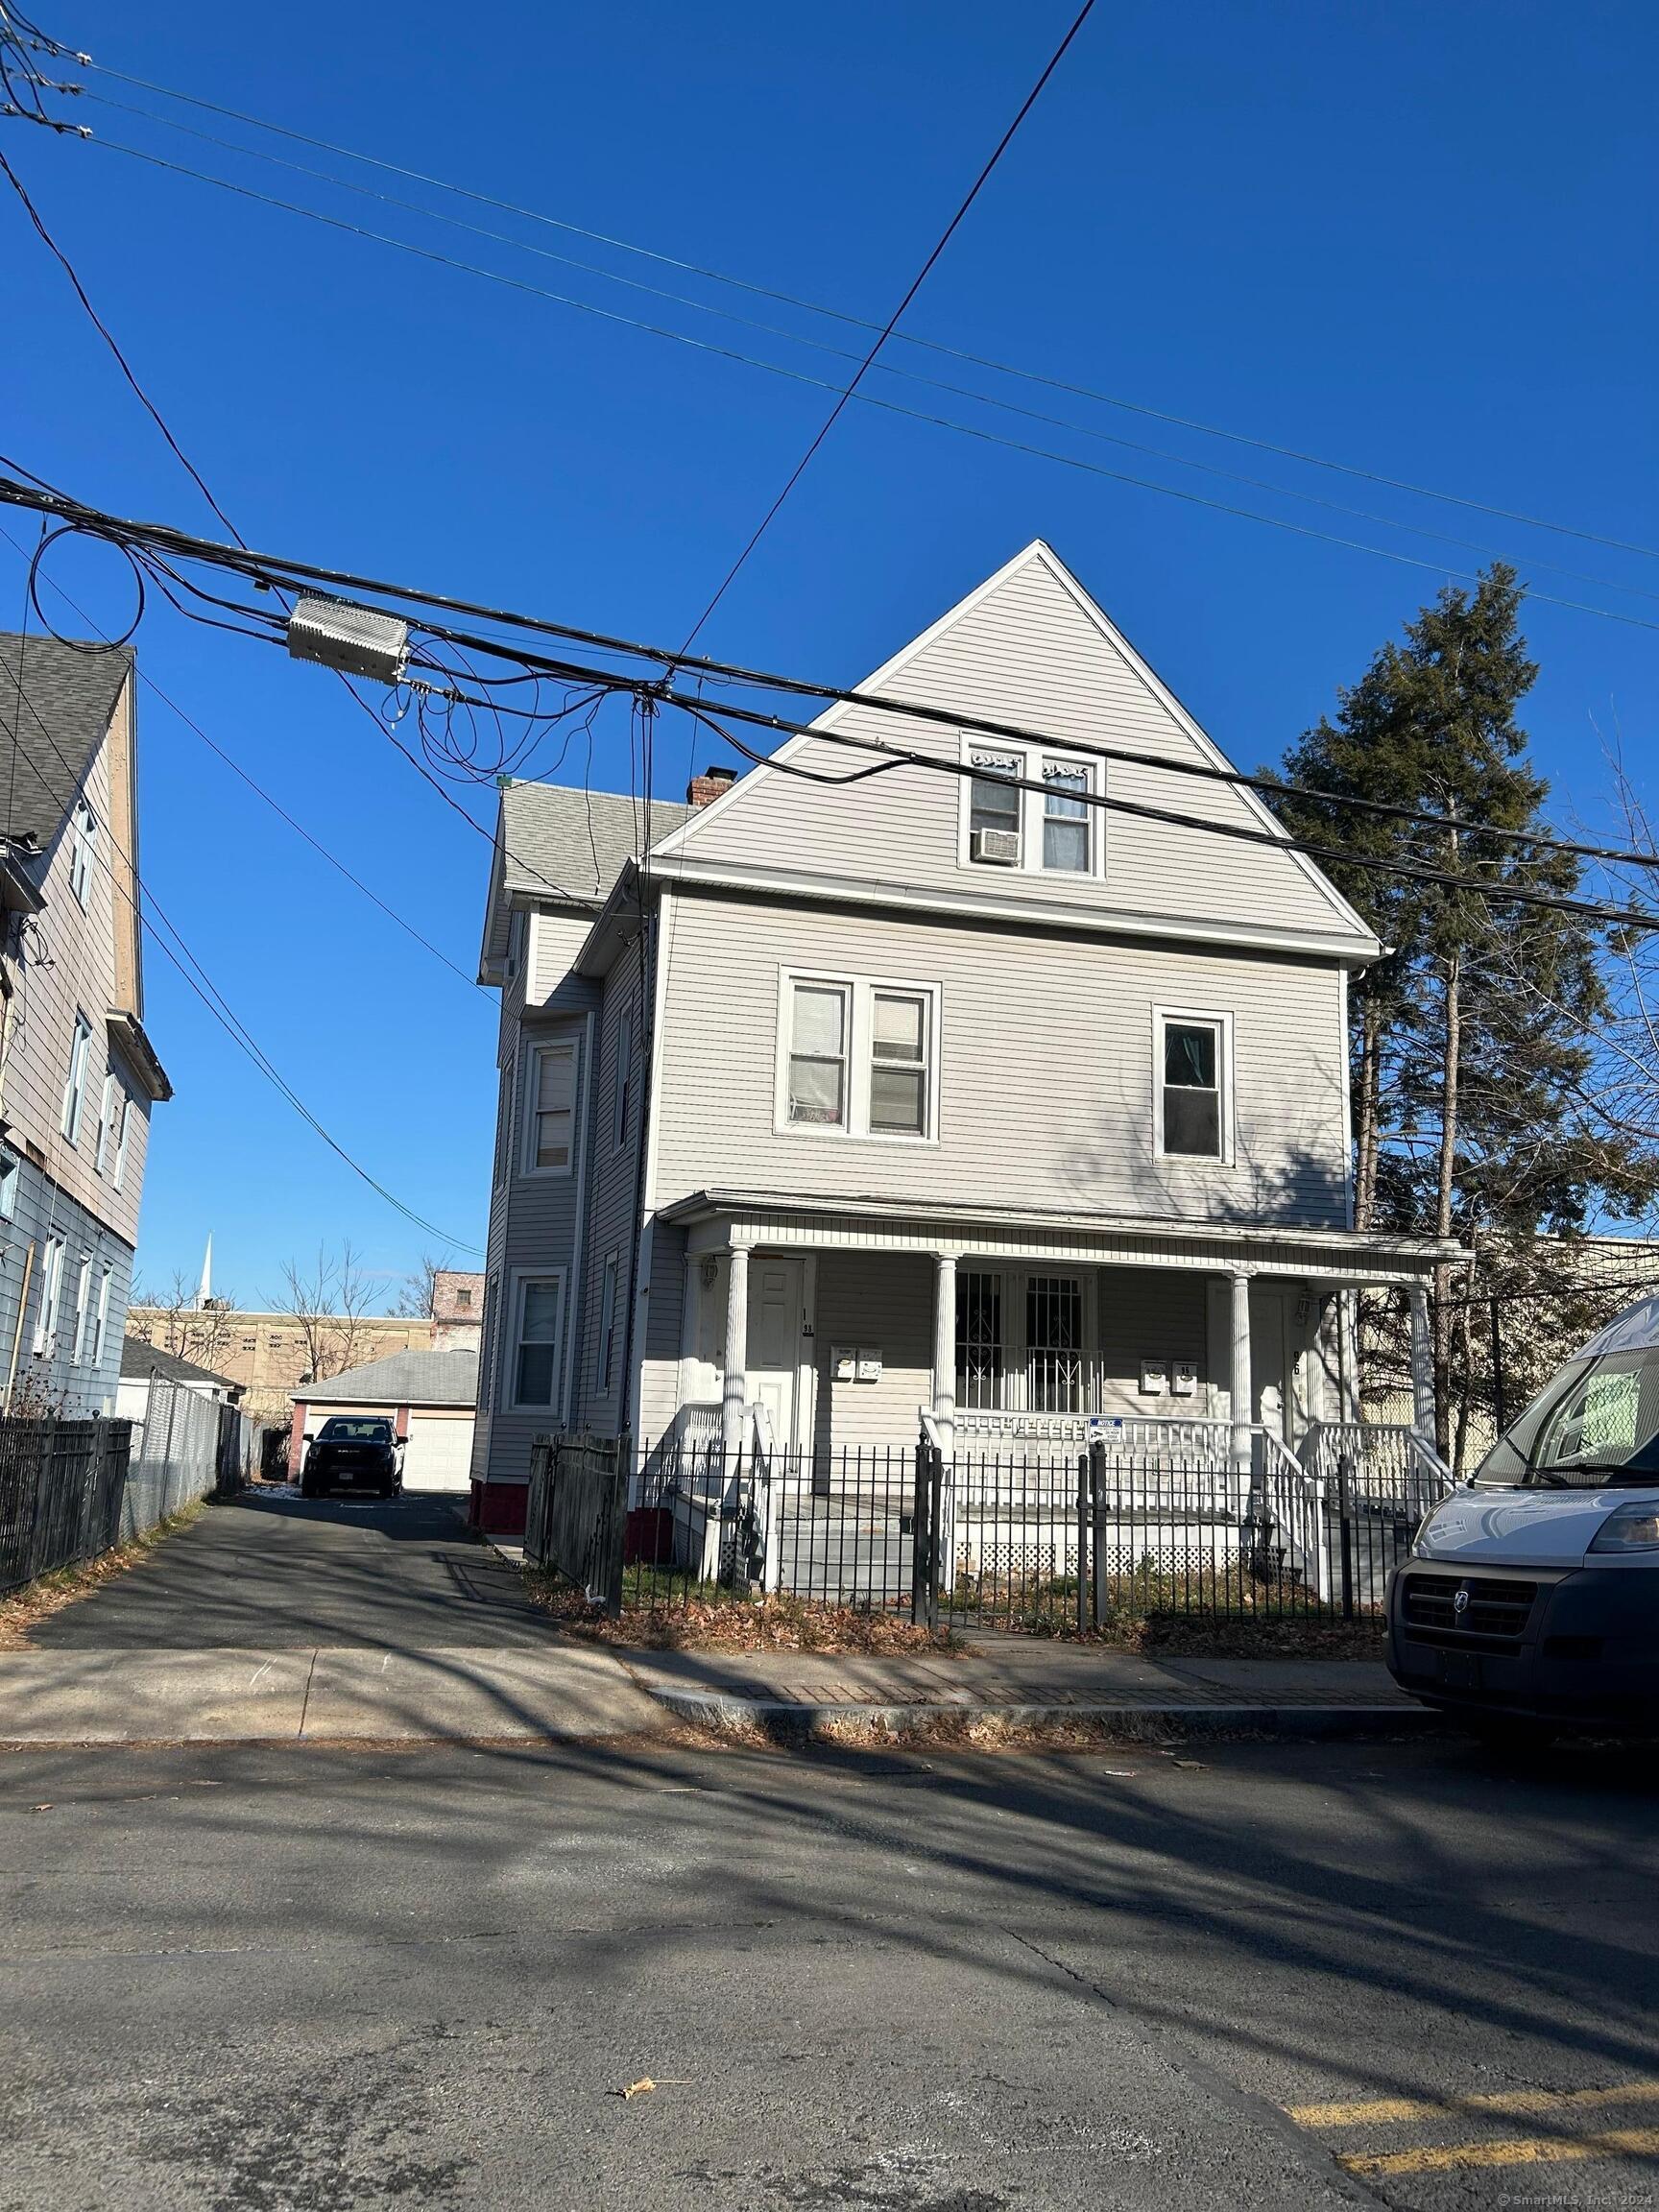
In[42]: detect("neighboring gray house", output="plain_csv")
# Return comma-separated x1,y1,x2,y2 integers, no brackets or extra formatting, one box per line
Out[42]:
0,636,171,1415
469,542,1453,1531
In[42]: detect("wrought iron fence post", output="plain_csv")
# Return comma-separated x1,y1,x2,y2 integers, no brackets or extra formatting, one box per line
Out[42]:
1337,1447,1356,1622
1089,1436,1108,1630
1075,1450,1089,1635
911,1426,938,1629
926,1443,943,1632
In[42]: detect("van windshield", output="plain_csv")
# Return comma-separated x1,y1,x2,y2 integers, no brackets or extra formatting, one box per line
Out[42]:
1476,1350,1659,1486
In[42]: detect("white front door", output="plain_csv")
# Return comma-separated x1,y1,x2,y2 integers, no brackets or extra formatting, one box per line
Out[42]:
748,1256,804,1453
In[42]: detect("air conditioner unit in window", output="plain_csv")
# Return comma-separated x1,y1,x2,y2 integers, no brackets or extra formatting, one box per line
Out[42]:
971,828,1021,866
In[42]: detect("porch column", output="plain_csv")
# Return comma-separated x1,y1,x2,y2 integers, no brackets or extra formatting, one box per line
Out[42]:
1407,1284,1435,1444
1229,1269,1253,1476
721,1244,750,1457
931,1252,957,1464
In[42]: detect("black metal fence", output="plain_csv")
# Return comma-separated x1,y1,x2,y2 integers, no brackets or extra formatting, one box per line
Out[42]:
524,1425,1453,1631
0,1417,132,1596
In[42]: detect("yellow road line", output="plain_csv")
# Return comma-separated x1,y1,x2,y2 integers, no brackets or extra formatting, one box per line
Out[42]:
1289,2080,1659,2130
1340,2126,1659,2177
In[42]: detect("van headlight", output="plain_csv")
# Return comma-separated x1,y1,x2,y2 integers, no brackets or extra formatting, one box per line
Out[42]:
1588,1502,1659,1553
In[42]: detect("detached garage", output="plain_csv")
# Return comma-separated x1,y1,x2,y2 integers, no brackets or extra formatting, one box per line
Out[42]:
288,1347,478,1491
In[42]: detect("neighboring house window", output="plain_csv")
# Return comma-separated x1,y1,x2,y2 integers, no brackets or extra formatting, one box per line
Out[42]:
968,755,1022,863
34,1236,64,1355
525,1038,577,1174
456,1288,472,1310
0,1150,16,1222
1156,1010,1231,1161
869,991,930,1138
598,1252,618,1392
69,1256,91,1363
786,980,850,1129
1042,764,1091,873
68,798,95,909
510,1273,564,1409
111,1090,132,1190
492,1063,515,1188
779,973,940,1142
1027,1274,1085,1412
95,1074,117,1172
60,1014,92,1144
612,1014,633,1152
956,1270,1003,1411
90,1268,111,1369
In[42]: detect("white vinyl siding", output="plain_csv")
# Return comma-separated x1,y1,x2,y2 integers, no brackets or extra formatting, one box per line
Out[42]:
60,1013,92,1144
775,971,940,1144
508,1271,565,1411
523,1037,578,1176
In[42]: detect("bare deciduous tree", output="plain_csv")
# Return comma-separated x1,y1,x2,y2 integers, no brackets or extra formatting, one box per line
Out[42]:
130,1270,241,1369
392,1251,450,1322
270,1242,375,1384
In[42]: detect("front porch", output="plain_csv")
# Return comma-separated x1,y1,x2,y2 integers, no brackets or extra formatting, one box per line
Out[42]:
628,1191,1456,1615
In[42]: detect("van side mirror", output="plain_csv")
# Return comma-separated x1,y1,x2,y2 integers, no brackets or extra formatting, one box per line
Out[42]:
303,1431,315,1442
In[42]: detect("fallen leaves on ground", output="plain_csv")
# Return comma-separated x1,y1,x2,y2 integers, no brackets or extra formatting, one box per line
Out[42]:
0,1502,206,1648
525,1579,962,1657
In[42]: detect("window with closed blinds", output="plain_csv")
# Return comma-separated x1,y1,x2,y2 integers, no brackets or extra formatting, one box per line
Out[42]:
513,1276,563,1408
787,982,850,1127
869,991,928,1136
530,1041,577,1171
1042,764,1090,872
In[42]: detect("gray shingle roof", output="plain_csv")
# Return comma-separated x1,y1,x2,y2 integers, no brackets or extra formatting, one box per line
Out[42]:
499,781,690,904
0,633,131,849
120,1336,238,1392
291,1346,478,1407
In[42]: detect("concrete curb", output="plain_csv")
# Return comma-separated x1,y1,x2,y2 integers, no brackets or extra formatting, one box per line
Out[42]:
643,1687,1444,1742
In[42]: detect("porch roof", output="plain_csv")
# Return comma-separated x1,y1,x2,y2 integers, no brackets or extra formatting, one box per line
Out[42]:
657,1187,1463,1285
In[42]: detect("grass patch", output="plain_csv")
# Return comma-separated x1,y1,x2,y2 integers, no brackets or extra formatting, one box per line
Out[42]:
0,1499,205,1648
523,1574,962,1656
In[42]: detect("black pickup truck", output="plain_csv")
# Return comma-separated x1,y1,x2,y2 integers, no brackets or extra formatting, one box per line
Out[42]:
301,1415,403,1500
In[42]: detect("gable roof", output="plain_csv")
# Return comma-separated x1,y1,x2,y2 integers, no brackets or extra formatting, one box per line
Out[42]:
650,541,1380,962
291,1345,478,1407
120,1336,238,1394
0,634,131,849
480,781,690,972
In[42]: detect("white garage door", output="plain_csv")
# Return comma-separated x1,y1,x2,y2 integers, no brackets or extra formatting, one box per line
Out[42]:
402,1413,475,1491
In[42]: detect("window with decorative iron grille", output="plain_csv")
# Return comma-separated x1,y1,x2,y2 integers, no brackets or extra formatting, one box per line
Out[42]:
955,1270,1003,1410
1026,1274,1084,1411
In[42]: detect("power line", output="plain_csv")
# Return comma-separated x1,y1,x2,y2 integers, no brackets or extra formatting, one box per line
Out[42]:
6,468,1655,884
36,41,1659,567
678,0,1097,649
32,126,1659,639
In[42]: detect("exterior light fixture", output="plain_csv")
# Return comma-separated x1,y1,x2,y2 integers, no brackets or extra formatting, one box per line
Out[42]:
286,595,409,685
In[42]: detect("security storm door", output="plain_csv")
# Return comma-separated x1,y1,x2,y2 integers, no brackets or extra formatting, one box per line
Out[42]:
747,1257,805,1455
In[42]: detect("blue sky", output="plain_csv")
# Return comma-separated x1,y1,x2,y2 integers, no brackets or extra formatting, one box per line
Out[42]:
5,0,1655,1306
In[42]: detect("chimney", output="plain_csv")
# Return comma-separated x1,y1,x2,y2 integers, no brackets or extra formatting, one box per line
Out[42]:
686,764,737,808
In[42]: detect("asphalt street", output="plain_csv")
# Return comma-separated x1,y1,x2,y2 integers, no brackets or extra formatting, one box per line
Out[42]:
4,1731,1658,2211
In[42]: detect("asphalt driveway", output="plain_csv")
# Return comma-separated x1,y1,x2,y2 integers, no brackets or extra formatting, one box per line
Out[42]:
30,1487,551,1652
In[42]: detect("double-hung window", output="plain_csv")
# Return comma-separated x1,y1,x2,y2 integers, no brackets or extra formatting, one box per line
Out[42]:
1156,1010,1230,1161
510,1274,564,1410
525,1039,577,1174
68,799,95,909
89,1268,112,1369
95,1073,118,1173
968,754,1022,862
111,1093,132,1190
1042,764,1091,873
70,1256,92,1363
869,991,929,1137
61,1014,92,1144
781,974,939,1142
34,1236,64,1355
785,981,851,1129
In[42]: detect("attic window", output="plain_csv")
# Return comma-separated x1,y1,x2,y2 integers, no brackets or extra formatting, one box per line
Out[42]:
68,799,96,909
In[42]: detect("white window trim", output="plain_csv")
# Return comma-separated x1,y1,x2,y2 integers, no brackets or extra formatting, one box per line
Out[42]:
34,1236,64,1356
1152,1005,1236,1166
68,798,95,911
61,1012,92,1145
111,1091,132,1191
773,968,943,1145
90,1267,112,1369
0,1149,17,1222
95,1072,117,1173
519,1032,580,1180
504,1266,566,1414
956,736,1105,880
70,1255,91,1363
